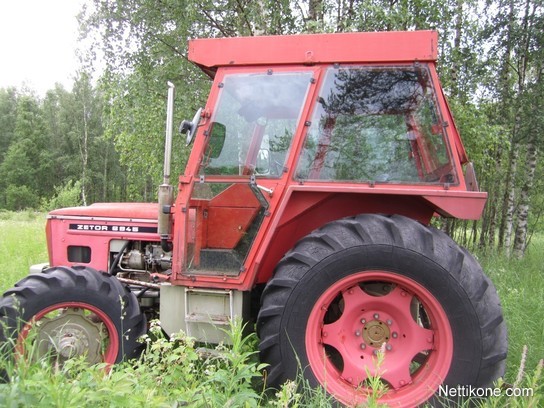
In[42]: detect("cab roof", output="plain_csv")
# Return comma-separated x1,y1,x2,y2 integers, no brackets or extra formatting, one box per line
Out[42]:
188,31,438,76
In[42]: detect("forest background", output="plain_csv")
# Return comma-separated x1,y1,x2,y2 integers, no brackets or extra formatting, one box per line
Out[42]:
0,0,542,258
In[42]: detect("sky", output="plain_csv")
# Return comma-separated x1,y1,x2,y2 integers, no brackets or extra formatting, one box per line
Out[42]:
0,0,84,95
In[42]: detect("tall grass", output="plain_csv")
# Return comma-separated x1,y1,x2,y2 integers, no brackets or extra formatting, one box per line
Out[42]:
481,238,544,383
475,238,544,408
0,212,542,407
0,211,47,293
1,320,267,407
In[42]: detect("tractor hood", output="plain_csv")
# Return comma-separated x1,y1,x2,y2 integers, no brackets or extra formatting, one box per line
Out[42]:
48,202,159,220
45,203,161,272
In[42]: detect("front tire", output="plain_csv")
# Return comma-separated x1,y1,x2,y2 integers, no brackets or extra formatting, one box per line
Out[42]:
257,214,507,407
0,266,146,365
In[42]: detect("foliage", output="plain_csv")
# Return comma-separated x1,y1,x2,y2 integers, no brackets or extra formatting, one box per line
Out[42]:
40,180,83,211
0,318,268,407
448,99,508,180
4,185,39,211
0,77,126,210
0,88,18,162
0,95,50,205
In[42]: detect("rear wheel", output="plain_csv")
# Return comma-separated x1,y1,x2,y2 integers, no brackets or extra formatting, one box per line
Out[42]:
0,266,146,366
257,214,507,407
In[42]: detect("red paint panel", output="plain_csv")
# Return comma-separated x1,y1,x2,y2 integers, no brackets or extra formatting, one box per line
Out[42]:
209,183,261,208
47,218,159,271
252,193,434,286
189,31,438,71
205,184,261,249
49,203,158,220
422,194,487,219
46,203,160,271
207,207,259,249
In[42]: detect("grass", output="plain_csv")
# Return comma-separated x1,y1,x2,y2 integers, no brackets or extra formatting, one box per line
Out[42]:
480,243,544,382
1,320,267,408
0,211,48,293
0,211,542,407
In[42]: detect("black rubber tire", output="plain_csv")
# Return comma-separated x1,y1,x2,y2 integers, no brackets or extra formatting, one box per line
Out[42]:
257,214,507,406
0,266,146,364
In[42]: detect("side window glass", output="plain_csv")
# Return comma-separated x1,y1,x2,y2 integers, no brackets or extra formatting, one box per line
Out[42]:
201,71,312,177
296,67,456,184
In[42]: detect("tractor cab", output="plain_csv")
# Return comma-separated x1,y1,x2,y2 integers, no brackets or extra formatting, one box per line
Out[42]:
170,31,483,284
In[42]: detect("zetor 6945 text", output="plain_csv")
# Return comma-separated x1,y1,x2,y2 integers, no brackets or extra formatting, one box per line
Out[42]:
0,31,507,407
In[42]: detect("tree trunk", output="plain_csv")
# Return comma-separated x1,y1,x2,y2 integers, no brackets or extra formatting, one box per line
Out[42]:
81,100,89,206
503,145,519,255
450,0,463,97
511,0,538,257
103,145,109,201
496,0,515,250
307,0,324,31
336,0,355,32
513,138,537,258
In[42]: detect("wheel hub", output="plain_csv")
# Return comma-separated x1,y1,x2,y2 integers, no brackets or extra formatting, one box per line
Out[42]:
56,327,90,358
36,308,104,363
362,319,391,348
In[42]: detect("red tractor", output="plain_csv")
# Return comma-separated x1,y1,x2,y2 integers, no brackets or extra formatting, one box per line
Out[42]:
1,31,506,406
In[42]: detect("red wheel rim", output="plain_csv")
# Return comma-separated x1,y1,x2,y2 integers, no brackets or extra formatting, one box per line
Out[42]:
305,271,453,407
17,302,119,365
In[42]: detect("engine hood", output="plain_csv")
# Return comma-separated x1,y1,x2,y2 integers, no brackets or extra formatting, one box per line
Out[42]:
48,202,159,220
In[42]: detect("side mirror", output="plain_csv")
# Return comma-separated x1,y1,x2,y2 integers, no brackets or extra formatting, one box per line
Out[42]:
180,108,203,145
208,122,226,159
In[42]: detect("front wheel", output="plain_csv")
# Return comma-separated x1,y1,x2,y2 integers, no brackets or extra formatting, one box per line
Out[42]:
0,266,146,366
257,214,507,407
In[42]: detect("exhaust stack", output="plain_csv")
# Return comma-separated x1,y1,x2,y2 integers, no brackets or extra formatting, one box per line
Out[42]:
158,82,175,252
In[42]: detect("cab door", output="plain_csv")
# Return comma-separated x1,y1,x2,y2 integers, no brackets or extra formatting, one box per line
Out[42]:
181,68,317,276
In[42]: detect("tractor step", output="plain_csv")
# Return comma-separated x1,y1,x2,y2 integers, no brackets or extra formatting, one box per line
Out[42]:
160,285,249,344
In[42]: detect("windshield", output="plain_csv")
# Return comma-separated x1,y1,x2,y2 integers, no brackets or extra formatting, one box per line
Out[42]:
201,71,312,177
296,66,457,184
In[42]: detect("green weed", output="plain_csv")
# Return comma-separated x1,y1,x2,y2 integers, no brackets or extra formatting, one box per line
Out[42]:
481,236,544,381
0,212,47,293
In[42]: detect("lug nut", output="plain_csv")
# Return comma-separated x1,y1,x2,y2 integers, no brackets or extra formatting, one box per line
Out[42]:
355,330,361,337
360,343,366,350
386,319,392,326
392,332,398,339
361,318,366,324
386,344,392,351
373,313,379,320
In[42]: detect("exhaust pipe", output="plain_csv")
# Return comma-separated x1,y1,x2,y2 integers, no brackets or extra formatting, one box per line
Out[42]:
158,82,175,252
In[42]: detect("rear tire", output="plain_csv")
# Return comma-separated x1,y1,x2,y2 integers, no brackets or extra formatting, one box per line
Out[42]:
0,266,146,366
257,214,507,407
